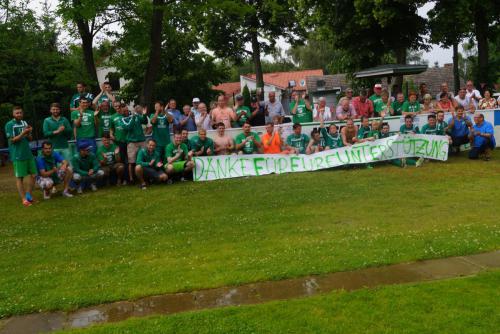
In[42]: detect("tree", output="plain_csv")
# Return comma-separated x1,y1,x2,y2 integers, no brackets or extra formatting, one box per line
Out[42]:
111,0,230,106
198,0,305,90
303,0,429,81
58,0,124,89
429,0,469,93
242,84,251,107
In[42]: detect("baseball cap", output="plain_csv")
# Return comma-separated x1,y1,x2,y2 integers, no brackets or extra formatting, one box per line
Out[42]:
374,84,382,89
78,143,91,151
235,94,244,100
192,97,200,103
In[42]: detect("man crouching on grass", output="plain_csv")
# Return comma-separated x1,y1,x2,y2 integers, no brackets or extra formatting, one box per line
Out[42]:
36,141,73,199
165,132,194,181
5,106,37,206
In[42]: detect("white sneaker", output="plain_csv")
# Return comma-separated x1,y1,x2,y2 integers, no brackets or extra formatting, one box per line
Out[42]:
43,189,51,200
416,157,425,167
62,190,74,198
90,184,98,191
77,186,83,194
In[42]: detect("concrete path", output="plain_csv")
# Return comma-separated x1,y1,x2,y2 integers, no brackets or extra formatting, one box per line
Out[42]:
1,250,499,334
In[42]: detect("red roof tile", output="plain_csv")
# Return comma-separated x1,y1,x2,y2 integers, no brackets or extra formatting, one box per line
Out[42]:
213,82,241,97
242,69,324,91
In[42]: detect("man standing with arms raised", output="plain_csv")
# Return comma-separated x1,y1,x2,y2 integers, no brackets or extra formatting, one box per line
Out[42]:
150,100,173,158
290,91,313,124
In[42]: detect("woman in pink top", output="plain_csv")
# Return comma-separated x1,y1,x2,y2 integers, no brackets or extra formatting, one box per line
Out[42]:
436,92,455,113
211,95,236,128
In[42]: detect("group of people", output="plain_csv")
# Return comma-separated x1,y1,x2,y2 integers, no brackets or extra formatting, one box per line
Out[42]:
4,80,496,206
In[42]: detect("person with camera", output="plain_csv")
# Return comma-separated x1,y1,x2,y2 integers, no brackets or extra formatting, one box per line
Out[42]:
290,91,313,124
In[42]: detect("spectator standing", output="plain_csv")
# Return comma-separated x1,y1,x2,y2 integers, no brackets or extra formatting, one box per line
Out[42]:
465,80,482,109
265,91,285,124
402,91,421,116
150,100,173,158
95,100,113,137
191,97,201,117
195,103,212,131
373,90,392,117
436,92,455,113
70,82,94,111
42,103,72,151
369,84,383,103
166,99,182,131
71,97,97,153
313,97,333,121
421,94,435,114
290,91,313,124
92,82,116,108
211,95,236,128
352,90,373,118
250,96,266,127
391,93,406,116
233,94,251,127
179,104,197,132
123,105,148,183
454,88,474,113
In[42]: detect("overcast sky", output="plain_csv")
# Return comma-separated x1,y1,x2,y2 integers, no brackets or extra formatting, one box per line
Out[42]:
29,0,454,67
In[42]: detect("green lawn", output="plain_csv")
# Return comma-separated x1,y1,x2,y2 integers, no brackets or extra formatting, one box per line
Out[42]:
59,270,500,334
1,154,499,317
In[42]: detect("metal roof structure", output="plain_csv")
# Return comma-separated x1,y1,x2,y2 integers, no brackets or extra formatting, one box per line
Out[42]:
354,64,428,79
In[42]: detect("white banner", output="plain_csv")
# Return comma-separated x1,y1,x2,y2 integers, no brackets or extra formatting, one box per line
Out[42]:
193,134,449,181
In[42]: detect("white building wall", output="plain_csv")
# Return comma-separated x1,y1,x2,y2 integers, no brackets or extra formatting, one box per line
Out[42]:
239,76,283,102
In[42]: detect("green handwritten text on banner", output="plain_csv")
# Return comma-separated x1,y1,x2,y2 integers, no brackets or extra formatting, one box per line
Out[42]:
193,134,448,181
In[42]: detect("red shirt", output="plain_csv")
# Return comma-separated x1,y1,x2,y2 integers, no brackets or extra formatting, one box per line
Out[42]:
352,97,374,118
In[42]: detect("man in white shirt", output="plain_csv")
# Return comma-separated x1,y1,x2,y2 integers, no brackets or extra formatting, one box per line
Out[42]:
454,88,474,113
264,91,285,124
191,97,201,117
465,80,481,109
313,97,332,121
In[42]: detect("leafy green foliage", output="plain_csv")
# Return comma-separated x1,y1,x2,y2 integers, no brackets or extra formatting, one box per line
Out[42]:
242,84,251,107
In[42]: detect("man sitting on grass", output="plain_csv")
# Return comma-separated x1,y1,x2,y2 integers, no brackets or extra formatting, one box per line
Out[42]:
190,129,214,157
235,122,263,154
469,113,495,161
97,136,125,186
286,123,310,154
135,139,168,189
165,132,194,180
5,106,37,206
36,141,73,199
72,143,105,193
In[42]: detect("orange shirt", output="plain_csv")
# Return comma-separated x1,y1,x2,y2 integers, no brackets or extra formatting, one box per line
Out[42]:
262,132,282,154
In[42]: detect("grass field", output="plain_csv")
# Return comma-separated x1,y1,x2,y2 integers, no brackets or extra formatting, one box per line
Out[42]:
58,269,500,334
1,154,499,319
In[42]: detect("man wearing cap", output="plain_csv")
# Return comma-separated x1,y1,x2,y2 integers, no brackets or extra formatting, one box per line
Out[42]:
469,113,495,161
36,141,73,199
235,122,263,154
313,97,332,121
191,98,201,117
250,96,266,127
369,84,383,103
286,123,310,154
233,94,251,127
290,91,313,124
265,91,285,123
71,97,97,153
72,142,104,193
352,90,373,118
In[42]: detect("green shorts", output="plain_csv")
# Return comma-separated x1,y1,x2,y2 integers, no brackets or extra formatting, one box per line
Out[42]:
13,158,37,178
172,161,186,173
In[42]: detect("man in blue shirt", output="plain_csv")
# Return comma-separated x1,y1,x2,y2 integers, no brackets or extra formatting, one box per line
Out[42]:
36,141,74,199
166,98,182,132
447,105,473,154
469,113,495,161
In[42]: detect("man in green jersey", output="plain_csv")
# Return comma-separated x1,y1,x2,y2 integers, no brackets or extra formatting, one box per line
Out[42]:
135,139,168,189
71,97,97,153
92,81,116,108
70,82,94,111
436,111,449,134
97,136,125,185
391,93,406,116
369,83,383,103
165,132,194,180
72,142,104,193
124,105,148,183
373,90,393,117
5,106,37,206
235,122,263,154
36,141,73,199
150,100,173,157
191,128,214,156
95,100,114,137
355,116,372,142
286,123,310,154
181,129,193,152
306,129,324,154
233,94,251,127
421,114,444,135
402,91,421,116
399,115,424,167
110,103,129,183
290,91,313,124
319,116,342,150
42,102,72,150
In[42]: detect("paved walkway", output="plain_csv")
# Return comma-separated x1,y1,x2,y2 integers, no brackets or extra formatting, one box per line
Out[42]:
1,250,499,334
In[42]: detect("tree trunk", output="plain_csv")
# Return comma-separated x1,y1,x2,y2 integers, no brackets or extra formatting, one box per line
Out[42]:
140,0,165,106
474,8,489,85
452,42,460,94
394,48,407,89
73,0,98,89
250,31,264,94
